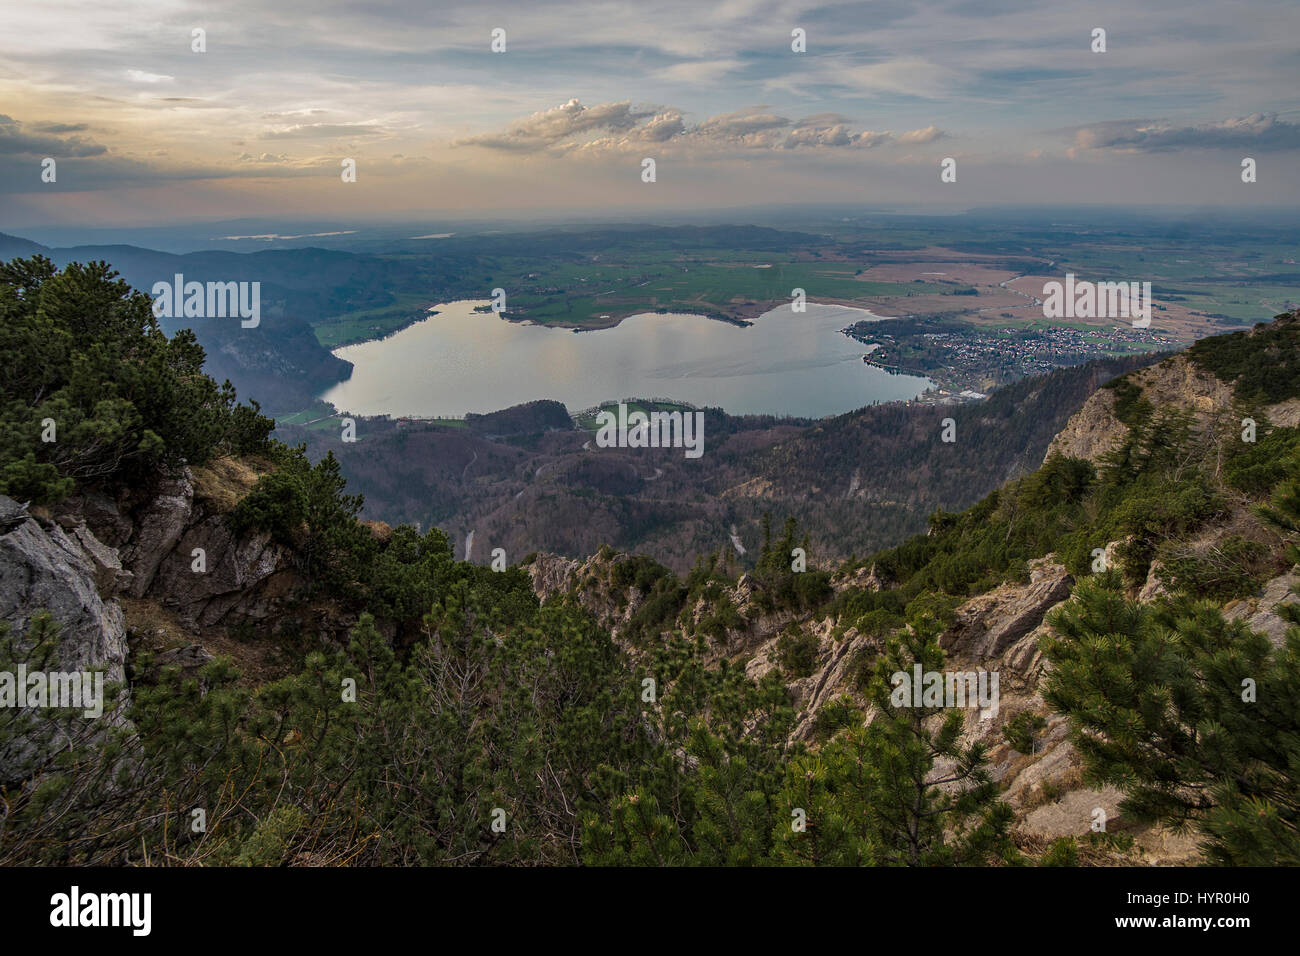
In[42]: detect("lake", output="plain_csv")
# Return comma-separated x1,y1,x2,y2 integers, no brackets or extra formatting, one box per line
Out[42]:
320,300,930,419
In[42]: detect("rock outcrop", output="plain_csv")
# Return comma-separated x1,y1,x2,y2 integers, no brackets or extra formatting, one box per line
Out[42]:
0,455,323,776
1044,385,1125,465
1223,568,1300,648
53,466,302,631
124,474,195,597
787,627,874,743
1046,351,1300,468
528,551,637,637
0,496,133,783
939,559,1073,664
0,496,129,681
150,517,294,627
528,552,584,606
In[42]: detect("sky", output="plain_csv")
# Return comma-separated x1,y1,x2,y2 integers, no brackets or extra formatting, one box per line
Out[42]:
2,0,1299,227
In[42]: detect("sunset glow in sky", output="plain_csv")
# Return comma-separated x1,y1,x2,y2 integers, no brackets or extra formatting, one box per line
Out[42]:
3,0,1299,225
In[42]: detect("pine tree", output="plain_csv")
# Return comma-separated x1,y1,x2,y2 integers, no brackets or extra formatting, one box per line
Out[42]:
1042,577,1300,864
853,618,1015,865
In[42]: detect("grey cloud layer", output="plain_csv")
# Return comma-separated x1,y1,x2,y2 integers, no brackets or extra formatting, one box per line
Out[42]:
1074,113,1300,152
0,115,107,158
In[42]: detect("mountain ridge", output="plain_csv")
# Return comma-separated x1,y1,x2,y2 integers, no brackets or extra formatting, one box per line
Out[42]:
2,253,1297,866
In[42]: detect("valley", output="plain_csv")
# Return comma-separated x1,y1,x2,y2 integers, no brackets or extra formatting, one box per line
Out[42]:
276,353,1161,572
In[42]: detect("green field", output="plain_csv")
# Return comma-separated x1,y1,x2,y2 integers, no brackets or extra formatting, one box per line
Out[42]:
314,293,436,348
1161,284,1300,322
276,400,470,433
298,219,1299,349
500,260,949,326
274,401,353,434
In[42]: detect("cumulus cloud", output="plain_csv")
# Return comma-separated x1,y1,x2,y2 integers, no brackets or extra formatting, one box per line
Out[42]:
696,108,790,139
1072,113,1300,152
636,110,688,142
454,99,944,154
455,98,658,151
783,124,854,148
852,130,894,149
896,125,945,145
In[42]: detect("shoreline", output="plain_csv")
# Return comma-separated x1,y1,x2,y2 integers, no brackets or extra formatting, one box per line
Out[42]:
476,303,754,331
328,297,896,351
318,298,932,421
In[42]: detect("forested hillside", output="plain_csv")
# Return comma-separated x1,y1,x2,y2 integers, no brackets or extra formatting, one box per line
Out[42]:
279,353,1160,571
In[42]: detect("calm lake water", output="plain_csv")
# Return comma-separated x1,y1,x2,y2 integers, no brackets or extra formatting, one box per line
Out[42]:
320,300,930,419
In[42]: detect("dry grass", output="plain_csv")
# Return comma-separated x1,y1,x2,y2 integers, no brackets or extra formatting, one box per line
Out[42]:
121,596,194,655
1019,762,1088,811
121,595,295,687
191,626,297,686
189,455,267,513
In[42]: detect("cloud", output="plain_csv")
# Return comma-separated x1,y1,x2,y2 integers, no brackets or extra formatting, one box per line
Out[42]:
834,58,965,101
653,59,743,85
896,125,945,145
852,130,894,149
783,124,854,148
696,108,790,138
455,99,945,154
263,122,388,139
30,122,88,134
154,98,226,109
262,109,330,120
638,110,688,142
125,70,173,84
454,98,658,152
0,114,107,158
1072,113,1300,152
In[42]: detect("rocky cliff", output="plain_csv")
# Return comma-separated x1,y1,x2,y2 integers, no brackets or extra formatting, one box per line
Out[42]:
1047,350,1300,466
532,537,1215,862
51,459,302,630
0,459,313,781
0,496,129,690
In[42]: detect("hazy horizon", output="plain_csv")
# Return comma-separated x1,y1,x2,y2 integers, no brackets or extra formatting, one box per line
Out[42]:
6,202,1299,255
